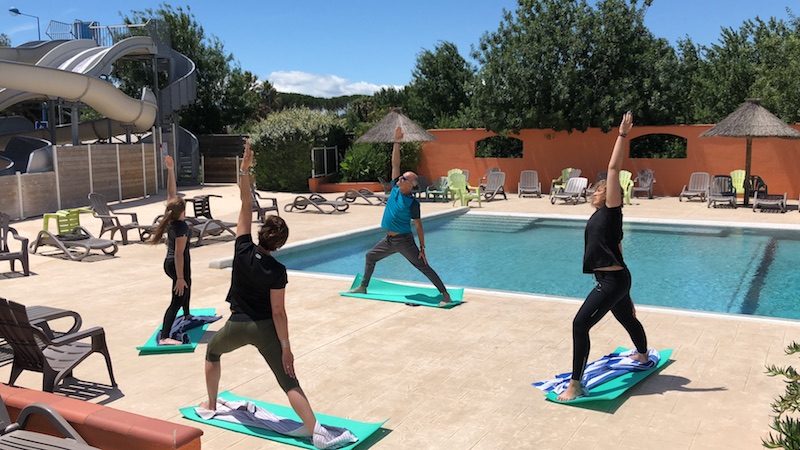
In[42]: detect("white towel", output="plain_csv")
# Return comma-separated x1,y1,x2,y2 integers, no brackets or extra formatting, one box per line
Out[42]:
533,348,660,395
195,399,358,449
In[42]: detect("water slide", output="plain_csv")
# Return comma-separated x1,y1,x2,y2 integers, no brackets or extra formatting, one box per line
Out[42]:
0,37,158,131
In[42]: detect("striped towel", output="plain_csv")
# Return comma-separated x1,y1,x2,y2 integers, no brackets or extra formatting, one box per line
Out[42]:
195,399,357,449
533,348,660,395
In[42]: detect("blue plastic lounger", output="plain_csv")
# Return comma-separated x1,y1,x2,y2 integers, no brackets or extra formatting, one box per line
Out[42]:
136,308,219,355
180,391,387,450
340,274,464,308
533,347,673,404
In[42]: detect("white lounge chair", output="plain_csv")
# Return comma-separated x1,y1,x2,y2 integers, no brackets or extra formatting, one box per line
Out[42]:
707,175,736,209
679,172,710,202
550,177,588,205
518,170,542,198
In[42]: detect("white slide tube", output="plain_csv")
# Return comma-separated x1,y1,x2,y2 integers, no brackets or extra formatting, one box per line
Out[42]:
0,60,157,130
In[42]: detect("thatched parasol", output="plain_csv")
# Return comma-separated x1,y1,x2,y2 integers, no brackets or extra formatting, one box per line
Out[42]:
700,99,800,206
355,109,436,144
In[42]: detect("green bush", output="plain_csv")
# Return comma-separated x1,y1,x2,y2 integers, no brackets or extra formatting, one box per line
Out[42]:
764,341,800,449
249,108,345,192
340,143,389,182
339,141,423,182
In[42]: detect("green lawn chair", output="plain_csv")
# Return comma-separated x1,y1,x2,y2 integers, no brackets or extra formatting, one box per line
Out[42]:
619,170,634,205
730,169,746,197
42,208,93,235
449,172,481,207
426,176,451,202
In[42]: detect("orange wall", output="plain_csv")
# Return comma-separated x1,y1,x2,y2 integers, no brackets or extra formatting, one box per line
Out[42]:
418,125,800,197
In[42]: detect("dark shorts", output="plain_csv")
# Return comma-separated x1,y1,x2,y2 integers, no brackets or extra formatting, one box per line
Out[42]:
206,318,300,392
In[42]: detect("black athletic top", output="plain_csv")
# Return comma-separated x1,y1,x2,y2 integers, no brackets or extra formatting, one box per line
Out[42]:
226,234,288,322
583,205,625,273
165,220,191,263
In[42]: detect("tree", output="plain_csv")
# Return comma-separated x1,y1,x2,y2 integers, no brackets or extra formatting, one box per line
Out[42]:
0,34,10,47
405,41,474,129
471,0,684,133
221,67,261,132
117,3,250,134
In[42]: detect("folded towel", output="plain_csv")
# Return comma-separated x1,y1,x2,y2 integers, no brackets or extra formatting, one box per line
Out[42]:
166,314,221,344
534,348,660,395
195,399,357,449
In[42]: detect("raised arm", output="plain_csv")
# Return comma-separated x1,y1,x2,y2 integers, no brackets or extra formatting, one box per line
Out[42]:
165,155,178,200
391,126,403,180
606,111,633,208
236,145,255,237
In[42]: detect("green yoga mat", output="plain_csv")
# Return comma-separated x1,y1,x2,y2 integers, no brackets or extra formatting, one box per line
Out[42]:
180,391,387,450
136,308,217,355
545,347,673,404
340,274,464,308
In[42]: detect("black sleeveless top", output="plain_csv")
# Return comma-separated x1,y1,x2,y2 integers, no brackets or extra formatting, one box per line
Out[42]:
583,205,625,273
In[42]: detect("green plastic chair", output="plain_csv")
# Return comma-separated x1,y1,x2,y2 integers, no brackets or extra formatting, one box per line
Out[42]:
730,169,746,196
42,208,93,235
425,176,451,202
449,172,481,207
551,167,573,194
619,170,634,205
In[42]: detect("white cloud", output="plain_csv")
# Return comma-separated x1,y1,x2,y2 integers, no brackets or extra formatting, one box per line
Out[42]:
268,71,402,98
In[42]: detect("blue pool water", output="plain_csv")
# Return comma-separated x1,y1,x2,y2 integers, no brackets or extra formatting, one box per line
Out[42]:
277,214,800,320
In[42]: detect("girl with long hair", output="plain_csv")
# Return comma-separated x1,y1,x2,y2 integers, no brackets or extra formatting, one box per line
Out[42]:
148,155,191,345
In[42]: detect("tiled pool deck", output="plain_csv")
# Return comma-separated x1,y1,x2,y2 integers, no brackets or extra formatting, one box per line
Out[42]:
2,184,799,449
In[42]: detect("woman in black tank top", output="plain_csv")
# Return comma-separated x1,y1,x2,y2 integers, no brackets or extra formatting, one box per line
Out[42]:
557,112,650,401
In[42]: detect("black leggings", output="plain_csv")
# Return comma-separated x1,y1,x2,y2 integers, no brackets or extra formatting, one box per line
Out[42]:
161,258,191,340
571,267,647,381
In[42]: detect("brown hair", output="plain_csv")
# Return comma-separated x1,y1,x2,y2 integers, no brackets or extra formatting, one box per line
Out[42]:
147,197,186,245
258,215,289,251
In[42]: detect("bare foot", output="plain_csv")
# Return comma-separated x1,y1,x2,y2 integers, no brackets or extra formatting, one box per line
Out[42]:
438,292,452,307
630,351,649,364
347,285,367,294
198,401,214,411
159,337,183,345
556,380,584,401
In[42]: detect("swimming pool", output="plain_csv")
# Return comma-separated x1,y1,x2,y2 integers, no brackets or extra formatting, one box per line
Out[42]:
276,212,800,320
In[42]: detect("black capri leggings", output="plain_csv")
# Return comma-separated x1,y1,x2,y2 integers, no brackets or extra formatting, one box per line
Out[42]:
206,318,300,393
571,267,647,381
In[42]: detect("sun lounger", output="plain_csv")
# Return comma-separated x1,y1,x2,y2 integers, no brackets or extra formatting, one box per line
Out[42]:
752,192,787,213
708,175,736,209
336,188,388,206
679,172,710,202
550,177,588,205
284,194,349,214
29,226,118,261
482,171,507,202
88,192,149,245
518,170,542,198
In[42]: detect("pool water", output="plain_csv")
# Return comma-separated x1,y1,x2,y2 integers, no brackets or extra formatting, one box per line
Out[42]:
277,214,800,320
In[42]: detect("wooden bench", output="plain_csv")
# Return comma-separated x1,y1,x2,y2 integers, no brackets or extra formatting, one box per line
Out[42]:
0,384,202,450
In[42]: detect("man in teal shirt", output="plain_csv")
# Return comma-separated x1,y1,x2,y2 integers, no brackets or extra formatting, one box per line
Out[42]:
348,127,452,306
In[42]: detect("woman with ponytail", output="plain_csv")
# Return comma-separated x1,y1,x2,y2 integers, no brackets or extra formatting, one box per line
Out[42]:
148,155,191,345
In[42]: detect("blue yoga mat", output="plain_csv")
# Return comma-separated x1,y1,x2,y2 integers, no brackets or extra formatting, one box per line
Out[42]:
543,347,673,404
180,391,387,449
136,308,217,355
340,274,464,308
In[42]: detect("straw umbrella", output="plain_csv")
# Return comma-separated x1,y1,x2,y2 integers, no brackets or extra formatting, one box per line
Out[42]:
700,99,800,206
355,109,436,144
355,109,436,180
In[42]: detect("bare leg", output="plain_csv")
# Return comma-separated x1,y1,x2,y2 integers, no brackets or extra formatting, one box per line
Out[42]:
556,379,584,401
159,337,184,345
286,387,317,432
200,360,221,410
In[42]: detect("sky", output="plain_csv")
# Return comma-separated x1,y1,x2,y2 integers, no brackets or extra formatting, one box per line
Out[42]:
1,0,795,98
